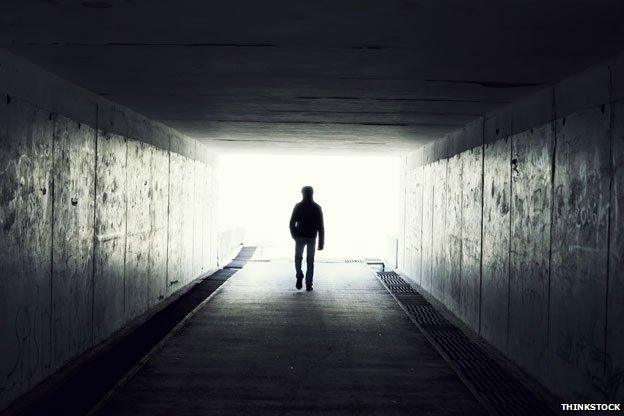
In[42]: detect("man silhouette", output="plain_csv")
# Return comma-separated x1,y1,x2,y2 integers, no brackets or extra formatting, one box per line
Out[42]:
289,186,324,291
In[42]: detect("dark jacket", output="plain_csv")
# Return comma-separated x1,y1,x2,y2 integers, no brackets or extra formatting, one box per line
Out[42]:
289,200,324,246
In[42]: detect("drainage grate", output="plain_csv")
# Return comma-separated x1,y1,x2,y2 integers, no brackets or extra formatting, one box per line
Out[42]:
387,285,417,294
402,304,455,329
377,271,409,286
238,246,256,256
224,246,257,269
376,271,554,416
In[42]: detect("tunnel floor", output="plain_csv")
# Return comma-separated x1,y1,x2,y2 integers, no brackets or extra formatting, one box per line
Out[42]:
92,260,487,416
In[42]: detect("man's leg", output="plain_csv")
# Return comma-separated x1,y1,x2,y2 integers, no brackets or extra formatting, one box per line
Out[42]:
305,238,316,289
294,238,304,289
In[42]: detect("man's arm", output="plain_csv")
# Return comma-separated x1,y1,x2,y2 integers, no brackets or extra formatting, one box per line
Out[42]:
289,204,298,239
317,206,324,250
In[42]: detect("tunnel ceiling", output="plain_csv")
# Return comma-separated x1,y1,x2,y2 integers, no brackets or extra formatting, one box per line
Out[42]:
2,0,624,152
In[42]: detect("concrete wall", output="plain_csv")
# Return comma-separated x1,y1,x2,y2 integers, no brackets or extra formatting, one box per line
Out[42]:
0,50,219,410
400,53,624,402
218,227,246,266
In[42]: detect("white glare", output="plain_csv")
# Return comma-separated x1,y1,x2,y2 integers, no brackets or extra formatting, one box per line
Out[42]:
218,153,401,261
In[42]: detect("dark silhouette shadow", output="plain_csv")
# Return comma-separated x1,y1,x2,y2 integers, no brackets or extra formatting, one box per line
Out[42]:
289,186,324,291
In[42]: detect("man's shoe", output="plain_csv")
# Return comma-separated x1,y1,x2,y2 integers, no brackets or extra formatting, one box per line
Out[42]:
306,285,313,292
296,276,303,290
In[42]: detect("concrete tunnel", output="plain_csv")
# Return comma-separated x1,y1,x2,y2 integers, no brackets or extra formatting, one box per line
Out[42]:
0,1,623,415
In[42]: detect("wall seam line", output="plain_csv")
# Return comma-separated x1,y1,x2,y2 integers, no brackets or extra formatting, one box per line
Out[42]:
194,144,198,279
603,65,614,376
402,157,408,270
49,112,56,366
546,87,557,369
165,138,171,290
478,118,485,334
146,146,153,308
443,163,448,296
123,137,129,317
436,159,448,305
443,158,448,303
432,167,436,295
419,165,424,286
459,156,464,317
507,118,514,351
91,104,99,345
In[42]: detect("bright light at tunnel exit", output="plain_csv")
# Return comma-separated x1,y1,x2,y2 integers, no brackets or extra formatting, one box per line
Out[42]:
218,153,401,260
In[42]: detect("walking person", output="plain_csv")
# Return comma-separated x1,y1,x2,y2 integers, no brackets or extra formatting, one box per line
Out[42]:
289,186,324,291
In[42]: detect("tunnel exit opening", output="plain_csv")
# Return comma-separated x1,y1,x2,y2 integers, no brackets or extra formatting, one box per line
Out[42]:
217,152,401,263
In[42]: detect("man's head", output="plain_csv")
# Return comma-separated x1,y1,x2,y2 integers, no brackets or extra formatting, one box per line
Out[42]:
301,186,314,201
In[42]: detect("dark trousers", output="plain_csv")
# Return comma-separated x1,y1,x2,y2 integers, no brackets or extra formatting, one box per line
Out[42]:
294,237,316,286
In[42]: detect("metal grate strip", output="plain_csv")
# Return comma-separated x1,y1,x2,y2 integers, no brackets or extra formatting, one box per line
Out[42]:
376,271,554,416
224,246,257,269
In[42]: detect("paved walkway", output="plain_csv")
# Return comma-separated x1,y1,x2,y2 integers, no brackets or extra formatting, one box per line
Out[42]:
95,260,487,416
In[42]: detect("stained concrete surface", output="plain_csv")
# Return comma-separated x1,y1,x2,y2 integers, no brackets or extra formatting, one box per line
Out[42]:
508,123,552,378
607,100,624,401
459,145,482,330
125,139,152,319
549,106,611,398
420,165,434,294
480,136,511,353
166,152,185,290
0,87,219,410
444,153,462,316
52,115,96,366
192,160,204,277
199,164,215,274
403,167,422,284
0,95,54,402
399,58,624,402
4,2,624,151
93,132,128,343
95,261,487,416
431,161,447,302
181,162,195,286
146,146,169,309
